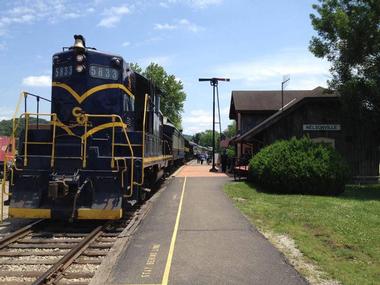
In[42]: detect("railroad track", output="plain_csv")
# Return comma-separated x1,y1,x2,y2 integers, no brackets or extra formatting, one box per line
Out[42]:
0,204,152,285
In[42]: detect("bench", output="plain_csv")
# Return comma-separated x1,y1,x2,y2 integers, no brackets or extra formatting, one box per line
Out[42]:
233,158,249,180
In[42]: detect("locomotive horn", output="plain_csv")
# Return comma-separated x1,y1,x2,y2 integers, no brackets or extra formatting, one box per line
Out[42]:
73,34,86,51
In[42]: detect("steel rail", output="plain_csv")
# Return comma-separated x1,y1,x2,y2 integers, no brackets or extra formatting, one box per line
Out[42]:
32,224,104,285
0,219,45,250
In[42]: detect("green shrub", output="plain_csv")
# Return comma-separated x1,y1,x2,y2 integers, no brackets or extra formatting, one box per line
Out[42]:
226,146,235,159
248,137,350,195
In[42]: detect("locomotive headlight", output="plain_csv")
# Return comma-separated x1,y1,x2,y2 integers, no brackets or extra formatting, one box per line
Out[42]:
76,54,85,63
53,55,60,64
112,57,121,67
76,65,85,73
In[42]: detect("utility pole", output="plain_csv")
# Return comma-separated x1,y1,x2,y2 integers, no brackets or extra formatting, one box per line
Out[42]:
198,77,230,172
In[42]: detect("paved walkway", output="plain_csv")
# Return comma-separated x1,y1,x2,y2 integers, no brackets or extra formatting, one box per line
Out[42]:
93,164,307,285
176,164,229,177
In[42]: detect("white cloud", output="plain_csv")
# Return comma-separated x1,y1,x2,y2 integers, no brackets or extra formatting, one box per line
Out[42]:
178,18,203,32
98,4,131,28
0,1,95,35
154,18,203,33
290,78,328,90
159,2,170,8
140,56,172,67
184,109,213,125
122,41,131,47
182,107,229,134
190,0,223,9
63,12,80,19
214,48,330,89
22,75,51,87
98,16,120,28
154,23,177,30
0,106,14,120
8,6,35,15
134,36,163,47
108,5,131,15
159,0,223,9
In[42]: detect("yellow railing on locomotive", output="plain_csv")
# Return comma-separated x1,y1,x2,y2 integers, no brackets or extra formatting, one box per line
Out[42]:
82,114,135,197
81,114,134,165
1,112,58,221
18,113,59,167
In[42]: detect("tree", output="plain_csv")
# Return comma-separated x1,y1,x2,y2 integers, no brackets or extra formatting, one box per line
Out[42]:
130,63,186,128
0,120,13,136
129,62,143,74
192,130,221,151
223,121,236,139
0,118,48,136
193,125,235,151
160,74,186,128
193,133,201,144
199,130,214,148
309,0,380,139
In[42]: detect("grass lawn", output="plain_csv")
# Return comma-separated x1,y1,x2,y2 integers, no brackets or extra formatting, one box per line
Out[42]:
224,182,380,285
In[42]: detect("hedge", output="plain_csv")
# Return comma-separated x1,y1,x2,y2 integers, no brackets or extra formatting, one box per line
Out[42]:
248,137,349,195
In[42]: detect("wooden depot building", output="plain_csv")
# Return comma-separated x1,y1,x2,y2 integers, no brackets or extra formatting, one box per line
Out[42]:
229,87,379,181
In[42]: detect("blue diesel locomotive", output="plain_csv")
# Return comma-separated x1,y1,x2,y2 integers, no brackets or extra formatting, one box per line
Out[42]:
6,35,189,220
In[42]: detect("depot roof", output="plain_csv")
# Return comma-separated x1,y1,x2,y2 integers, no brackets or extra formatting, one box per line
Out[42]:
229,86,327,119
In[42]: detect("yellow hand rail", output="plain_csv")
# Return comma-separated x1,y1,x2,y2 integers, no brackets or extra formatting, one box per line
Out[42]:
23,113,29,166
83,114,135,196
83,116,88,168
16,113,58,168
141,94,148,185
131,94,148,187
111,116,116,168
1,144,14,223
51,114,57,167
1,155,6,223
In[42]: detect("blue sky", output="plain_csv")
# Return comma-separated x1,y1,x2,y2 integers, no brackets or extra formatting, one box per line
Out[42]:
0,0,330,134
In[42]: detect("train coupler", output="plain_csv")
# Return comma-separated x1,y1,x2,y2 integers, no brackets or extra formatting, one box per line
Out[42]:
48,180,69,200
48,173,81,200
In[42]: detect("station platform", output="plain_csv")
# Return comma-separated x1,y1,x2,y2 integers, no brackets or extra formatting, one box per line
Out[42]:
92,163,306,285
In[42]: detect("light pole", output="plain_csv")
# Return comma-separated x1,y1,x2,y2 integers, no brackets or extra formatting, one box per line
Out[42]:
198,77,230,172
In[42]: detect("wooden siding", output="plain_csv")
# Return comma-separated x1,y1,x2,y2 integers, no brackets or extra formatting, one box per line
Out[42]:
253,100,379,177
240,112,274,134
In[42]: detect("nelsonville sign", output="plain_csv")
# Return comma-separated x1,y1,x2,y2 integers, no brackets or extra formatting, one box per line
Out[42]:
303,124,341,131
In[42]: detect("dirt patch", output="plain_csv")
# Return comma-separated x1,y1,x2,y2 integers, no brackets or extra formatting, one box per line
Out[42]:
233,197,247,203
261,230,341,285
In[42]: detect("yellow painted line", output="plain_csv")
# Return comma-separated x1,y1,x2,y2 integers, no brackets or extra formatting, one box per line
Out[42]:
82,122,127,140
161,177,187,285
52,82,135,104
143,155,173,164
55,119,76,136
